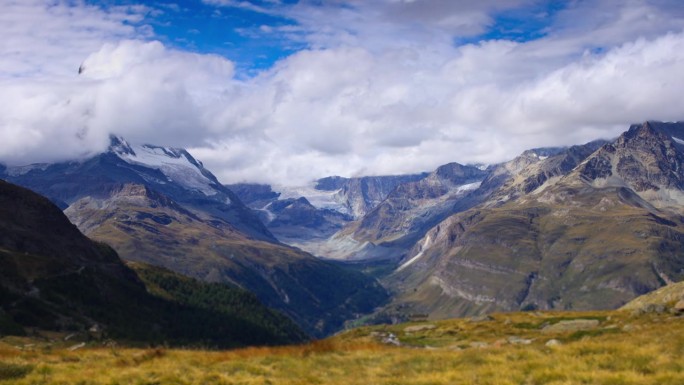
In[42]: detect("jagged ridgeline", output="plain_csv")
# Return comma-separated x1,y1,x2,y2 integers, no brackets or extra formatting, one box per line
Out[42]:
374,121,684,322
0,180,306,346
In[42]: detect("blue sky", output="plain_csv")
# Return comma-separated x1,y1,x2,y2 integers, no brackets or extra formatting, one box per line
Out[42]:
471,1,566,43
84,0,568,76
118,0,303,74
1,0,684,185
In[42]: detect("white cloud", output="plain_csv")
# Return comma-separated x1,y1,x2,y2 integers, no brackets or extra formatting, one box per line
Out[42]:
2,0,684,187
0,0,146,78
0,37,236,164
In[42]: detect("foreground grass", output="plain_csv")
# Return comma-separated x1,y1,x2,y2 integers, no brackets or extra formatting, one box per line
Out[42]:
1,310,682,385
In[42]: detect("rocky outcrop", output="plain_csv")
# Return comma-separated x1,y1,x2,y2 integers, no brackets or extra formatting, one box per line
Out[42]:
620,280,684,314
578,122,684,198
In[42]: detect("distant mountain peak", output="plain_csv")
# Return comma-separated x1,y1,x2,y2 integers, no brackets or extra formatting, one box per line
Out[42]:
621,121,664,142
107,135,221,197
109,134,136,156
576,120,684,197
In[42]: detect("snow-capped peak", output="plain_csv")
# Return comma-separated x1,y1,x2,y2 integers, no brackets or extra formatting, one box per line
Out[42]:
109,135,135,156
109,136,219,197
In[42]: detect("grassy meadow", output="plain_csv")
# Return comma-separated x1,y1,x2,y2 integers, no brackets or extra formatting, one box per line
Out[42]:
1,309,683,385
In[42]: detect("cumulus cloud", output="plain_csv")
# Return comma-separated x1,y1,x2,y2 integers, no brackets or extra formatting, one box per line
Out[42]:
2,0,684,186
0,38,236,164
0,0,146,78
190,29,684,185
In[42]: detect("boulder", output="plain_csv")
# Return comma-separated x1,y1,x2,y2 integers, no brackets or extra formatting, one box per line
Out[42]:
674,300,684,314
403,324,436,333
541,319,599,334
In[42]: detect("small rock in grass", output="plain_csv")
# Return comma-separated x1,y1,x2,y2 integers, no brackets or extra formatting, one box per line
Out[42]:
508,336,533,345
382,333,401,346
622,324,640,332
541,319,599,334
68,342,86,351
469,315,494,322
403,324,436,333
674,300,684,314
545,339,562,347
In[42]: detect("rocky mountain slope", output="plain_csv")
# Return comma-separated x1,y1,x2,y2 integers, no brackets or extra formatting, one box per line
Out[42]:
1,137,388,337
226,183,352,247
374,122,684,323
226,175,431,256
0,180,306,346
63,183,387,337
5,120,684,334
620,279,684,313
2,136,273,242
315,173,430,219
293,163,487,262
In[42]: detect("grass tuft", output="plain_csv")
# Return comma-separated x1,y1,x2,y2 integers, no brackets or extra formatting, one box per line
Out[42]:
0,362,34,381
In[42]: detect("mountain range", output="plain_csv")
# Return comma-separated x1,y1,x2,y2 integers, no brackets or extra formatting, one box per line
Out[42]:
225,121,684,323
2,120,684,339
0,179,306,346
0,137,388,337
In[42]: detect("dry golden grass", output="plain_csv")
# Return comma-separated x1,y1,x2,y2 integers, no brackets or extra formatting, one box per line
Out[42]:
1,310,682,385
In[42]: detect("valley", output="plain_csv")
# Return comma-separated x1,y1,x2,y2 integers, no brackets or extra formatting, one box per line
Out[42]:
2,120,684,347
227,121,684,324
3,2,684,383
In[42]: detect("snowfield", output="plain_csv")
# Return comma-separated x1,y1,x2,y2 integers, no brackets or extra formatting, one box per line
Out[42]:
114,141,219,197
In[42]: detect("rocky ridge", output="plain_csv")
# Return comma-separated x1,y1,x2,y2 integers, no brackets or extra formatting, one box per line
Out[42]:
371,121,684,323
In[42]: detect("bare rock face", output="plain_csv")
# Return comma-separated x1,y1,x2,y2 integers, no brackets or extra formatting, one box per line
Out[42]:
579,121,684,194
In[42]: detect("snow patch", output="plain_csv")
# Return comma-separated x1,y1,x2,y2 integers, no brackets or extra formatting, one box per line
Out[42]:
116,144,218,196
257,208,276,223
397,235,431,272
275,183,349,214
5,163,51,176
455,181,482,193
672,136,684,145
